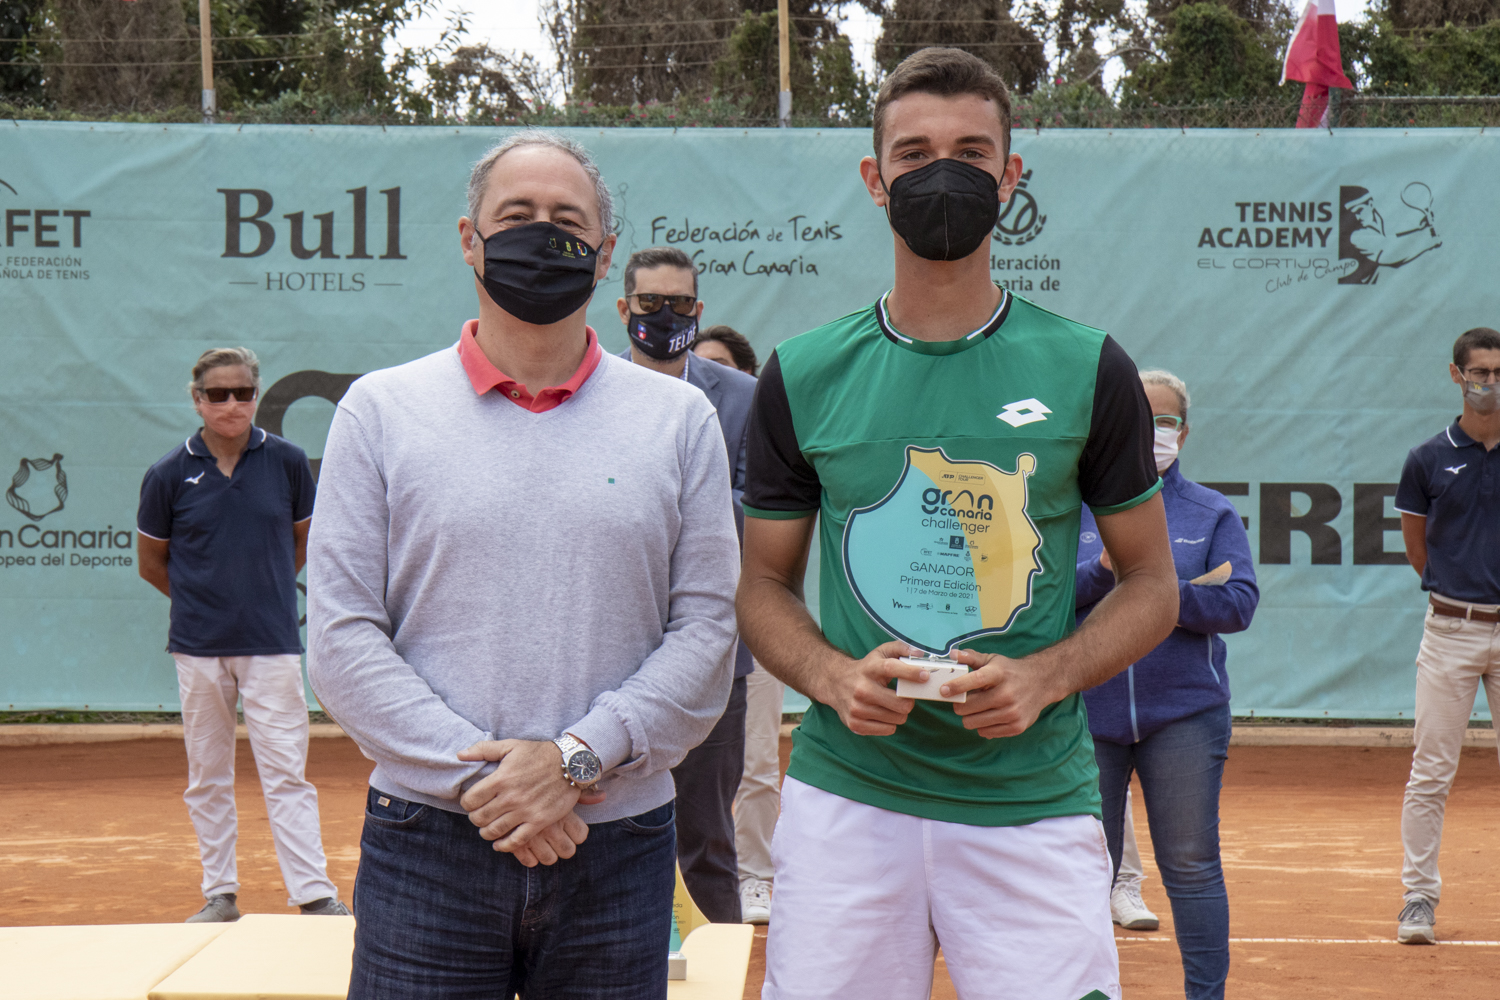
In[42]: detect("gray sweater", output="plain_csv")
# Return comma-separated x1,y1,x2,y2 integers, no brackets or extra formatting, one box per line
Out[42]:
307,346,740,823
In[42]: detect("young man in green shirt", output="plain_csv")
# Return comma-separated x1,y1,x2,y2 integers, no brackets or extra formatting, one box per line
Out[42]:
738,49,1179,1000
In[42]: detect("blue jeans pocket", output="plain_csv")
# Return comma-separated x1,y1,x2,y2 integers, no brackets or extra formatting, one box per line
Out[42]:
364,788,429,827
617,801,675,835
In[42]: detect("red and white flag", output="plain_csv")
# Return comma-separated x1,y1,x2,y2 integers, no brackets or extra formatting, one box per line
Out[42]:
1282,0,1354,128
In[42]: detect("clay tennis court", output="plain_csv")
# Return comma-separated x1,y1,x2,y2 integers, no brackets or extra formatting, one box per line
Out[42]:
2,734,1497,998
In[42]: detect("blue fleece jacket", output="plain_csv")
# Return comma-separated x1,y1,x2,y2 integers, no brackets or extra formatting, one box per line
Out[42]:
1076,461,1259,745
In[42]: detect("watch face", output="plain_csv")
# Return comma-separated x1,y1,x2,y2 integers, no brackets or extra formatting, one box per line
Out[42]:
567,749,602,785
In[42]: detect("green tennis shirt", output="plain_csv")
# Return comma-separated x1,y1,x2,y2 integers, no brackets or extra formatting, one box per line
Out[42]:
742,289,1160,826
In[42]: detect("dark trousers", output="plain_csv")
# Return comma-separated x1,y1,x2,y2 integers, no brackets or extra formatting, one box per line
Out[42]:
348,788,675,1000
670,674,747,923
1094,702,1232,1000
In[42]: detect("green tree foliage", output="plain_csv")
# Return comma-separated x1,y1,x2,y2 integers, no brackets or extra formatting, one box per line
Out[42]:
1382,0,1500,28
426,44,554,121
874,0,1046,94
49,0,196,109
712,7,869,120
544,0,744,106
0,0,48,103
1342,15,1500,94
3,0,460,115
1121,2,1283,103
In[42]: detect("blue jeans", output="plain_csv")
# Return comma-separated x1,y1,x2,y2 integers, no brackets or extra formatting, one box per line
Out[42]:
1094,702,1231,1000
348,788,676,1000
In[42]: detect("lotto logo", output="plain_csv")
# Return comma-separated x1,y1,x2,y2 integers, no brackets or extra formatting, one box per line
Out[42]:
997,398,1051,428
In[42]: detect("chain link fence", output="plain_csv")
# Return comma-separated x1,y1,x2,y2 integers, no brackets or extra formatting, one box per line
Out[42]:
5,93,1500,129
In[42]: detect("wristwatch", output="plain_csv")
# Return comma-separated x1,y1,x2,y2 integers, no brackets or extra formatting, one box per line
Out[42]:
553,733,603,790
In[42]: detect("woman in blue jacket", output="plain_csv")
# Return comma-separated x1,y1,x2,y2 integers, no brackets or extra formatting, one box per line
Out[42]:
1077,369,1258,1000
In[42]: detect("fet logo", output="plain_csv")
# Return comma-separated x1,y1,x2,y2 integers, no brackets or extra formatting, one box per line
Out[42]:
994,170,1046,246
219,187,406,260
2,178,90,249
1337,182,1441,285
6,454,68,521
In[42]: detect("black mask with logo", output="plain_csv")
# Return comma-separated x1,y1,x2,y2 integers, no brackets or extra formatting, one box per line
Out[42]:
882,158,1001,261
476,221,599,325
628,303,698,361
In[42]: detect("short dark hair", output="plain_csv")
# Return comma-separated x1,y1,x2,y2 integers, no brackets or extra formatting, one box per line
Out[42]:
1454,327,1500,369
693,325,759,376
624,246,697,296
872,48,1012,164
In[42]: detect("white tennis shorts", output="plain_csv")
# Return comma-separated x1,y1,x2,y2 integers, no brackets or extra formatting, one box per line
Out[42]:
763,777,1120,1000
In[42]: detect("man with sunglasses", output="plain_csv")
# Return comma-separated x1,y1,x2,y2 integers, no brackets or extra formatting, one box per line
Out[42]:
616,246,761,925
137,347,345,923
1393,326,1500,945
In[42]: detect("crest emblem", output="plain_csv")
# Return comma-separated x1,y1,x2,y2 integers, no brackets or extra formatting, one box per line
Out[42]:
6,454,68,521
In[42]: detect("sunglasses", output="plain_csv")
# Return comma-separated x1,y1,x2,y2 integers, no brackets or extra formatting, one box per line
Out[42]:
630,293,698,316
197,386,258,404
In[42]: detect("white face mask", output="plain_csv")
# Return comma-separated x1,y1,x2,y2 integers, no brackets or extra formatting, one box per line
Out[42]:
1153,425,1181,474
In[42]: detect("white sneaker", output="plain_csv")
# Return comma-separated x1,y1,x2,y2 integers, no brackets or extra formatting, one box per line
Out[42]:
1397,897,1436,945
740,878,772,925
1111,878,1159,931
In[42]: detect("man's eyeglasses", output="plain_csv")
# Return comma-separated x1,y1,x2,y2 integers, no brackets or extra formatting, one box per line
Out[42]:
1153,414,1185,431
197,386,258,404
1463,368,1500,384
629,293,697,316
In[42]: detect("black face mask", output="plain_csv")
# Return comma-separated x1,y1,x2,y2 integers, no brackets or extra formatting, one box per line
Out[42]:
477,221,599,325
882,158,1001,261
628,303,698,361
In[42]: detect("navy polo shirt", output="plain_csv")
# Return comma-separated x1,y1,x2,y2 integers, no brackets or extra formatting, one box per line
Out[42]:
1395,420,1500,604
137,427,315,656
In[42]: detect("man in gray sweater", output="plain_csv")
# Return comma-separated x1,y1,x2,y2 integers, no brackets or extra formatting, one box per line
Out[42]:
308,132,740,998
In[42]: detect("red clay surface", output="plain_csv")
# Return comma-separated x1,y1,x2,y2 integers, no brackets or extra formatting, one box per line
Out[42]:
2,737,1497,998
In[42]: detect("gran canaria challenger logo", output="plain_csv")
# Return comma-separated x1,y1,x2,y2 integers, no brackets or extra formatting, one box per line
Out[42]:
843,446,1041,653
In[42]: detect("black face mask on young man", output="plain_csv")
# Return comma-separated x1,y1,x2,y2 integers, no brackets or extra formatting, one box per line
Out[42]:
882,158,1001,262
628,303,698,361
476,221,599,325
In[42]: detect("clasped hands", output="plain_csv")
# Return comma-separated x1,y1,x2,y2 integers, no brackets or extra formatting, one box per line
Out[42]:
456,739,605,868
826,640,1061,740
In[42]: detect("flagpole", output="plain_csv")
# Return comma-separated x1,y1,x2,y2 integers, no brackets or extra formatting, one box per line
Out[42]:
199,0,215,124
777,0,791,127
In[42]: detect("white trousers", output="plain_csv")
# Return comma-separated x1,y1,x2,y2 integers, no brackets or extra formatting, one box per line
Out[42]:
734,660,783,883
764,777,1120,1000
173,653,337,907
1115,788,1145,883
1401,602,1500,903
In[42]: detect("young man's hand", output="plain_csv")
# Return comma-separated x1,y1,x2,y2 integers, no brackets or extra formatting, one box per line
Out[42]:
457,739,606,859
941,648,1062,739
822,641,929,736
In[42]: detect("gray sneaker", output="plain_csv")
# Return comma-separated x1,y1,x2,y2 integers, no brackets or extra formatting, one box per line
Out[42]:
299,896,350,916
186,893,240,923
1397,897,1436,944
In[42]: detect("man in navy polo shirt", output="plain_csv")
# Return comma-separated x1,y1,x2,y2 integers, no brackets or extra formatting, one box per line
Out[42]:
1393,325,1500,945
137,347,346,923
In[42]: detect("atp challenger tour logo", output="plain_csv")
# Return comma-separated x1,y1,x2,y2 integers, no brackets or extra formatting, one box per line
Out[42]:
843,446,1041,654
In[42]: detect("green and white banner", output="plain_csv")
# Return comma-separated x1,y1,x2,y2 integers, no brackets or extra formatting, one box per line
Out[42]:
2,122,1495,718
